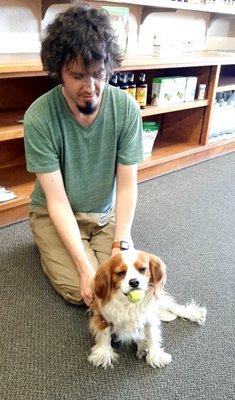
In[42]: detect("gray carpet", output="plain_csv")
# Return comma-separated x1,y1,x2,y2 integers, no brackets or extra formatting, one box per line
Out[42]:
1,152,234,400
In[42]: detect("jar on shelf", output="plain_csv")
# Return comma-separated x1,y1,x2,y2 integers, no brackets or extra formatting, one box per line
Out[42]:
197,84,207,100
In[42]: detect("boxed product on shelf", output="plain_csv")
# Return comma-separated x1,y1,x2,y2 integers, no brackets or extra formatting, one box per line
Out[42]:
174,77,187,104
142,121,159,158
209,91,235,143
184,76,198,102
151,77,175,106
101,6,129,55
151,77,187,106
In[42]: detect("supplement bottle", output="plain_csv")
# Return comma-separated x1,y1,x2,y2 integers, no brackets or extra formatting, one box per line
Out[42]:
128,73,136,98
119,73,129,93
109,74,120,88
136,73,148,109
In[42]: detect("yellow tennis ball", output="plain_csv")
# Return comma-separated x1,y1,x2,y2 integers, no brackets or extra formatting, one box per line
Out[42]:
127,289,145,303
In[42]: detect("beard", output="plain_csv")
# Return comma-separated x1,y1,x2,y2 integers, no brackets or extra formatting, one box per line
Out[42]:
77,101,97,115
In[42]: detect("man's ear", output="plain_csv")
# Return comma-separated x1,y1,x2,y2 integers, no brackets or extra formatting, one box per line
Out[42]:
93,262,111,300
149,254,166,292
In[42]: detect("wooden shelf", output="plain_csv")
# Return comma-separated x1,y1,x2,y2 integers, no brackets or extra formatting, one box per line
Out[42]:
139,141,202,169
0,164,34,212
0,163,35,226
141,99,208,117
0,110,24,141
0,53,45,78
217,76,235,92
1,52,235,77
138,138,235,181
42,0,235,19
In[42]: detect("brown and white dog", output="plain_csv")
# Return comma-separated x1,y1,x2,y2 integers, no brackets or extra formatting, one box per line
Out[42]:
88,250,207,369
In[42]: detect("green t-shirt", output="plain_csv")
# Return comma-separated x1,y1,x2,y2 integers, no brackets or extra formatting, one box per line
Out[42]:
24,84,144,213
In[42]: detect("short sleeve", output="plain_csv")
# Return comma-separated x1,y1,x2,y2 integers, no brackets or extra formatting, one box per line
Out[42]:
116,96,144,165
24,113,60,174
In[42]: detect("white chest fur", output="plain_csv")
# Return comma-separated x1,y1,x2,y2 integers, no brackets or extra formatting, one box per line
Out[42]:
101,292,160,342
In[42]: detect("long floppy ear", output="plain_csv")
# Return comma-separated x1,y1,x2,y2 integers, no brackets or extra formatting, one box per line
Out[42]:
149,254,166,293
93,261,112,300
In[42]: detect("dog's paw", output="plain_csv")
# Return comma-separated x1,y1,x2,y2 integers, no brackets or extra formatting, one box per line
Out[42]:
136,340,148,359
136,348,146,359
146,349,172,369
88,346,118,368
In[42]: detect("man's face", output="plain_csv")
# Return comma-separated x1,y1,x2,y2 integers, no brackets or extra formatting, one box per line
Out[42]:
61,57,106,115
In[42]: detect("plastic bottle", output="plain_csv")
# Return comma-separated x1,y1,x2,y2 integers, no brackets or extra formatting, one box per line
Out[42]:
136,73,148,109
152,34,160,57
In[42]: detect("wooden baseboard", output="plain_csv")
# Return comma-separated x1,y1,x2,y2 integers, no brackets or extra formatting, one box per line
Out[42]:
0,204,29,227
138,139,235,182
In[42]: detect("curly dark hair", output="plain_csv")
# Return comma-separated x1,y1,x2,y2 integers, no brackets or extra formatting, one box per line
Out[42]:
41,3,124,81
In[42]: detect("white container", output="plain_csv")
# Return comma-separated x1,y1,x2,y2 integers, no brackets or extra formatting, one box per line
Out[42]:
152,33,160,57
142,122,159,158
197,84,207,100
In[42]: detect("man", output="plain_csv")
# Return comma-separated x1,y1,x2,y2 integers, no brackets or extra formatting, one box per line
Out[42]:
24,4,143,306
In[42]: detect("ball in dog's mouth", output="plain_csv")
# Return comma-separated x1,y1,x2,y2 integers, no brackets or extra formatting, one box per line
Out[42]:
127,289,145,303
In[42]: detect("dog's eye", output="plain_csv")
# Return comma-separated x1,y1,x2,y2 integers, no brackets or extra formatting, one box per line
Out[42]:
115,271,126,278
139,267,147,274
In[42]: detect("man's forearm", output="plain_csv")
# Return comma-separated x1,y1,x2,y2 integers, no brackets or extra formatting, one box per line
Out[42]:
114,185,137,243
47,200,93,273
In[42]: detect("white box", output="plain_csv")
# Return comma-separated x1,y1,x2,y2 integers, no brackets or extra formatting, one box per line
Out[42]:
174,77,187,104
151,77,175,106
184,76,198,102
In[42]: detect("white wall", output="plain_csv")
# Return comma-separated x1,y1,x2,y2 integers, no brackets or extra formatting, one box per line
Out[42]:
0,0,234,54
0,0,41,52
206,15,235,50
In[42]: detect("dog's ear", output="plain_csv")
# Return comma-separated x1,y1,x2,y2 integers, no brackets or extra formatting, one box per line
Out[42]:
93,262,111,300
149,254,166,292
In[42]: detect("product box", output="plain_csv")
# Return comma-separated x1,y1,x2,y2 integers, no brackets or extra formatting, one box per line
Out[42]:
151,77,175,106
184,76,197,102
142,121,159,158
101,6,129,55
174,77,187,104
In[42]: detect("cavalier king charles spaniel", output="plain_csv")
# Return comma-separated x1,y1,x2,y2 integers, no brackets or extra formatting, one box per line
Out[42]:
88,250,207,369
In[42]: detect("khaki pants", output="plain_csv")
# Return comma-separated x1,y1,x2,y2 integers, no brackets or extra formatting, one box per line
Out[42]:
29,207,115,305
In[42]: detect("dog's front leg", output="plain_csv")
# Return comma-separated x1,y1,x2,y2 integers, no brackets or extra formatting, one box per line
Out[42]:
88,327,118,368
145,323,172,368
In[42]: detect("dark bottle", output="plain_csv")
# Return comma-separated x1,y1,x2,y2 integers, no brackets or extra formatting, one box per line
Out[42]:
128,73,136,98
119,73,129,92
109,74,120,88
136,73,148,109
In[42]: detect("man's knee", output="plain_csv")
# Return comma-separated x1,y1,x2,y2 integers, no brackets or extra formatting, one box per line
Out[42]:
53,282,84,305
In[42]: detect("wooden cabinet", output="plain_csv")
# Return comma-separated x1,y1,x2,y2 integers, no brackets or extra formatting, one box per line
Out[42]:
0,52,235,226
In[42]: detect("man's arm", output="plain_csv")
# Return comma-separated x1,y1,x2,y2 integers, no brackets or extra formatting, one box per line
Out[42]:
37,169,95,305
112,163,138,256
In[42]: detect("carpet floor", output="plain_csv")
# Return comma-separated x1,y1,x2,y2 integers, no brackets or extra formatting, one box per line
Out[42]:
0,152,234,400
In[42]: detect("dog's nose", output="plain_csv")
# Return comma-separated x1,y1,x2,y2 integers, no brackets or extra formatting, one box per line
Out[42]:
129,279,139,288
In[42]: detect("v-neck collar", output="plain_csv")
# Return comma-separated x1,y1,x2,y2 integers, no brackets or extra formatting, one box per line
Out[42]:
58,84,108,131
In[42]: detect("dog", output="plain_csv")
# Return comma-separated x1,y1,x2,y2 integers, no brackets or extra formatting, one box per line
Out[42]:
88,249,207,368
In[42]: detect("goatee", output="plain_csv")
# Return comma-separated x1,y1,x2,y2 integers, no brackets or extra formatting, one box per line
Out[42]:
77,101,97,115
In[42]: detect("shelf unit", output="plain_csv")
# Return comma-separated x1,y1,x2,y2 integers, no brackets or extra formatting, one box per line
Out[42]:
42,0,235,19
0,51,235,226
